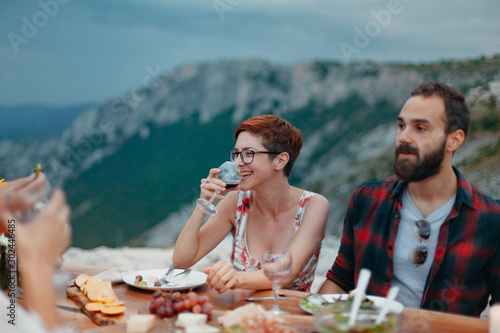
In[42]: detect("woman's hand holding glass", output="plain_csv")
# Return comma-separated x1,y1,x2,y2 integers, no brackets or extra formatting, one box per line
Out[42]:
197,161,240,215
0,177,71,330
2,170,69,270
1,172,48,216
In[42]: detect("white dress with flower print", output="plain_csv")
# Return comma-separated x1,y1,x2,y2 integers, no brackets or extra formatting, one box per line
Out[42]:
231,190,321,292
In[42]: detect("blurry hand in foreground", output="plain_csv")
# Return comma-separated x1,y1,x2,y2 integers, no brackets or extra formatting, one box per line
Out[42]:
16,188,72,266
0,173,48,215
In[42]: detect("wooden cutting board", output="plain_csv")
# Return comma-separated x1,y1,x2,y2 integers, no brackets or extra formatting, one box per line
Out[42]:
66,287,127,326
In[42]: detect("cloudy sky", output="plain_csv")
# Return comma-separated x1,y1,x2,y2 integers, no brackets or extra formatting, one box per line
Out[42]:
1,0,499,106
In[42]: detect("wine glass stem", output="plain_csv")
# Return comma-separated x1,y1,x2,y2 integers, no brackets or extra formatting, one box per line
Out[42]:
272,281,280,313
208,191,219,204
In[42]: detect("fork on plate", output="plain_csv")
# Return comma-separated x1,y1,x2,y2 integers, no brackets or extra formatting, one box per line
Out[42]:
172,268,191,281
159,264,177,285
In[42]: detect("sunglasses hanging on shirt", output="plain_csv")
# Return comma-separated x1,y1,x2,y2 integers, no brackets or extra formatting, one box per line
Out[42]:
408,219,431,266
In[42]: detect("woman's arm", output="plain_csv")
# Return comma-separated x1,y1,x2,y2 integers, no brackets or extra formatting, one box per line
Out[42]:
282,193,329,286
172,169,238,268
204,261,273,293
5,189,71,330
204,193,330,292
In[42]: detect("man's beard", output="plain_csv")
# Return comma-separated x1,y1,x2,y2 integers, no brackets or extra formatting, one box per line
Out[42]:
393,138,447,183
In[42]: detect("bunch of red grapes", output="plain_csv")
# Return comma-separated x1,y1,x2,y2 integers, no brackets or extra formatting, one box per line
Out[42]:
149,291,214,319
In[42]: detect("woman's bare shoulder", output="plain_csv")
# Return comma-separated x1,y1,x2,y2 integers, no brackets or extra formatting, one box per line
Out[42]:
295,187,330,207
309,192,330,206
298,189,330,223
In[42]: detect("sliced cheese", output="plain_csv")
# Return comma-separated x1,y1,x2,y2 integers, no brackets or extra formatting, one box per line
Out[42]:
175,313,208,327
185,324,220,333
127,314,155,333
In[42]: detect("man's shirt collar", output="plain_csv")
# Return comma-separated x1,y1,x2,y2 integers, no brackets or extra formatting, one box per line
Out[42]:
389,166,476,210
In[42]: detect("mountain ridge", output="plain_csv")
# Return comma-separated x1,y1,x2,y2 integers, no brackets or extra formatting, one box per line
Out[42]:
0,55,498,248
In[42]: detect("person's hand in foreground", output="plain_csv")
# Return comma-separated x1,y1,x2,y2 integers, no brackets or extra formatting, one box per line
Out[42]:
1,184,71,330
0,173,48,214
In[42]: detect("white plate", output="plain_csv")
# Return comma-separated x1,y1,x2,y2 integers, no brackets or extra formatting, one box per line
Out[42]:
123,269,207,291
299,294,404,314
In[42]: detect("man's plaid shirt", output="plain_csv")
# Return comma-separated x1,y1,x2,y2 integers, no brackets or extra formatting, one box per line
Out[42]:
326,167,500,316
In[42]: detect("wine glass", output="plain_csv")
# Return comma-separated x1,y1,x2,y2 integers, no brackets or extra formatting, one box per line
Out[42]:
196,161,240,215
12,183,51,223
261,250,293,315
7,166,68,292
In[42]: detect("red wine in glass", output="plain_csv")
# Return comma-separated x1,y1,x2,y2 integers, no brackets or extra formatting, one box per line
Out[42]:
196,161,240,215
224,181,240,190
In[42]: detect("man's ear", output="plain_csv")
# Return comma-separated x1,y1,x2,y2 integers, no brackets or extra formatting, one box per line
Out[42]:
274,152,290,171
447,129,465,153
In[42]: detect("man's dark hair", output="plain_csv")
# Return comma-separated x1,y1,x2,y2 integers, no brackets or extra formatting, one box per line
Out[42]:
411,82,470,137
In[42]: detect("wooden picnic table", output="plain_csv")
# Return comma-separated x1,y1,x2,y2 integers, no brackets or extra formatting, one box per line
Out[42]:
56,263,489,332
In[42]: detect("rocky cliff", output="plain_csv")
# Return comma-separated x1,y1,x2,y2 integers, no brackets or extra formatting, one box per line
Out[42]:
1,56,499,248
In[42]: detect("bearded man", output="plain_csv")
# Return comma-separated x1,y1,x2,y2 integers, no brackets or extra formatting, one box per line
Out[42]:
319,82,500,317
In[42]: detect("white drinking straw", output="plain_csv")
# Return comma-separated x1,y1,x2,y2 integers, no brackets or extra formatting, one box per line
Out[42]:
348,268,372,326
375,286,400,324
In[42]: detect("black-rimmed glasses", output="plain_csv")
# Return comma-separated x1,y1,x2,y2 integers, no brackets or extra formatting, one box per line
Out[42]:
229,149,281,164
408,219,431,266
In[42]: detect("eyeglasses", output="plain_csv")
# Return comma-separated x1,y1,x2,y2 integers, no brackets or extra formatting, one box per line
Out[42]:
229,148,281,164
408,219,431,266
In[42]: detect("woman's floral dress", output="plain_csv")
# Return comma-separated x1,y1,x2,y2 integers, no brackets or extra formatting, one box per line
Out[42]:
231,190,321,292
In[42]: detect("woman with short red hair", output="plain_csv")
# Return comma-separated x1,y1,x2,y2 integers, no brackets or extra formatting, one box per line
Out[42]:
173,115,329,293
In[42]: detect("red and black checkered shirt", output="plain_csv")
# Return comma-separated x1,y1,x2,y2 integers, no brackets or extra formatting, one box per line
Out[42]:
326,167,500,316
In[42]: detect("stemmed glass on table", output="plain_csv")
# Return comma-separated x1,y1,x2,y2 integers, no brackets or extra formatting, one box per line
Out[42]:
261,250,293,315
196,161,240,216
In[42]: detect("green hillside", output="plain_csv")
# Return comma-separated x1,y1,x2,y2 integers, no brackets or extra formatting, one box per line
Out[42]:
459,85,500,199
66,111,237,248
394,55,500,92
64,56,500,249
65,93,400,248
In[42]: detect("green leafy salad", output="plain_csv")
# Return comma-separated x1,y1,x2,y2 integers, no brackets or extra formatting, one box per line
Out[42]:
300,294,376,313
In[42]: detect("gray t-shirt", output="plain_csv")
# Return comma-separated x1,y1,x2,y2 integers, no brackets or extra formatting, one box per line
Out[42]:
390,188,455,308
